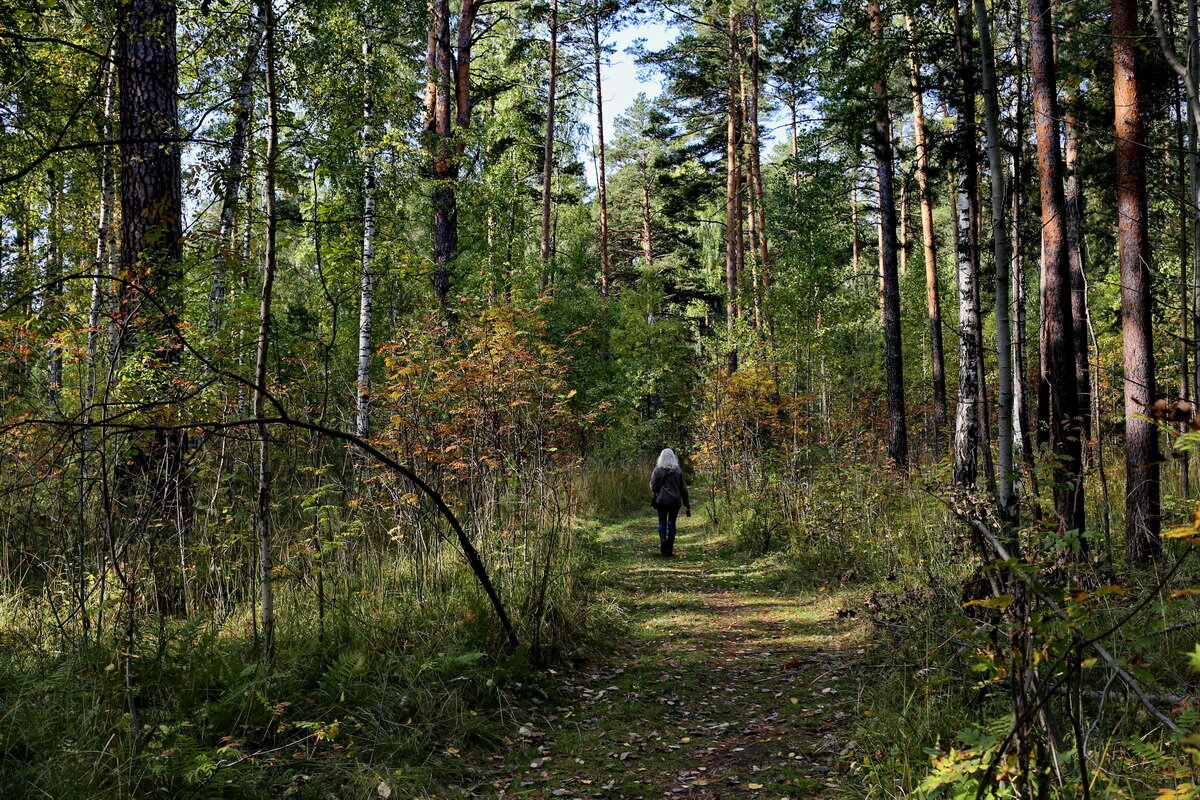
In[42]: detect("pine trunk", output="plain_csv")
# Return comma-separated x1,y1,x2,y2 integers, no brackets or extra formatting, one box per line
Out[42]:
1030,0,1085,539
905,15,947,444
593,17,611,297
871,1,908,469
724,7,742,375
1113,0,1161,561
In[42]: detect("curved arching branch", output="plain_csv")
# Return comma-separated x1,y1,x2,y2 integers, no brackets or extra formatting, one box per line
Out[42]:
2,273,519,649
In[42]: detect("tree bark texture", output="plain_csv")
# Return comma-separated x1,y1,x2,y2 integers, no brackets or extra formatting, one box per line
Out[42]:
871,1,908,469
1063,88,1093,462
1113,0,1161,561
254,0,279,661
357,22,376,440
724,7,742,375
975,0,1016,520
1030,0,1085,538
427,0,457,309
952,0,983,488
118,0,183,340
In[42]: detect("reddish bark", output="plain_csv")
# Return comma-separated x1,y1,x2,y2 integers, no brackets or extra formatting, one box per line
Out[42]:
1113,0,1161,560
1030,0,1084,539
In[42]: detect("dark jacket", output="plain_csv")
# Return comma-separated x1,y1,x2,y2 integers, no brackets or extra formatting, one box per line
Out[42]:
650,467,690,509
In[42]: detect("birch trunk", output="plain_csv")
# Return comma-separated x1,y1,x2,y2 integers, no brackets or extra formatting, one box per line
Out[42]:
254,0,279,660
975,0,1016,522
357,22,375,440
208,0,265,332
539,0,559,286
952,0,983,488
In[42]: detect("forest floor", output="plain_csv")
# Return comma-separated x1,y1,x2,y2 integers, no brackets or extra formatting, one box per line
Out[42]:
416,511,870,800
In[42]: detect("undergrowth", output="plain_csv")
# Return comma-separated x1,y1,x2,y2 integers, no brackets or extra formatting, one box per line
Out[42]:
0,466,639,799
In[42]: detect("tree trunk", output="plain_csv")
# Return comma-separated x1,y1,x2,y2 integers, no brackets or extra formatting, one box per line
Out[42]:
427,0,456,309
1190,0,1200,486
45,169,63,414
115,0,185,697
1009,13,1036,478
905,15,947,445
975,0,1016,521
871,0,908,469
641,178,654,272
87,63,117,444
539,0,559,287
747,1,770,330
254,0,279,661
1113,0,1161,561
1030,0,1085,539
357,21,375,440
1176,97,1191,498
724,7,742,375
592,17,611,297
118,0,183,342
208,0,265,332
952,0,983,487
850,184,861,273
1063,87,1093,466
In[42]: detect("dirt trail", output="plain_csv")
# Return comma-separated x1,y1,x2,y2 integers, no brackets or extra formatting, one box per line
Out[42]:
443,512,867,799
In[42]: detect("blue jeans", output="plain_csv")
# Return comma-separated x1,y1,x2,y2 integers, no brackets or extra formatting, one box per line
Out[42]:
655,503,679,555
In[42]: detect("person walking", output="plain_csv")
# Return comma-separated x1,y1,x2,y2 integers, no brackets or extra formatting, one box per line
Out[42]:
650,448,690,556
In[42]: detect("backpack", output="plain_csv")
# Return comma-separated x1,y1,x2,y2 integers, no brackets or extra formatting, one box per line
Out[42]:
654,469,682,506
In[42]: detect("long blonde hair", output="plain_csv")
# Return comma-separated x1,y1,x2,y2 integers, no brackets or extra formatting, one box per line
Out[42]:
656,448,680,470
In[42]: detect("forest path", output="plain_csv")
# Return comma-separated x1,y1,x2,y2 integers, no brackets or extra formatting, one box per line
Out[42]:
447,511,869,800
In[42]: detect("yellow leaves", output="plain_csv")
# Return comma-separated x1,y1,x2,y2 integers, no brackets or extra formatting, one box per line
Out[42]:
1165,504,1200,543
964,595,1014,610
378,302,594,488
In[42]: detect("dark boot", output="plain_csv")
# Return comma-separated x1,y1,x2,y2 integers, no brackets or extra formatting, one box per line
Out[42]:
663,521,676,556
658,523,668,556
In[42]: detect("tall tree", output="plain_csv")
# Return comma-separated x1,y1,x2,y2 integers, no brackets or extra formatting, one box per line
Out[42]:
208,0,266,333
1113,0,1160,561
870,0,907,468
357,18,376,440
1062,80,1093,462
1029,0,1084,538
951,0,983,488
427,0,455,308
591,13,611,297
724,4,742,375
539,0,560,285
254,0,279,659
975,0,1015,520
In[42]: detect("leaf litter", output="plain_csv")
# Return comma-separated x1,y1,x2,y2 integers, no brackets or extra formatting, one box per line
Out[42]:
422,514,868,799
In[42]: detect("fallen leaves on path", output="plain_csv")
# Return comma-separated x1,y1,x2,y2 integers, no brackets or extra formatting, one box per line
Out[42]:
427,517,867,800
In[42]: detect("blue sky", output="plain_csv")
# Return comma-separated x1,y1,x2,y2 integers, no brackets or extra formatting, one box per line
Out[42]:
578,17,787,186
581,19,674,185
